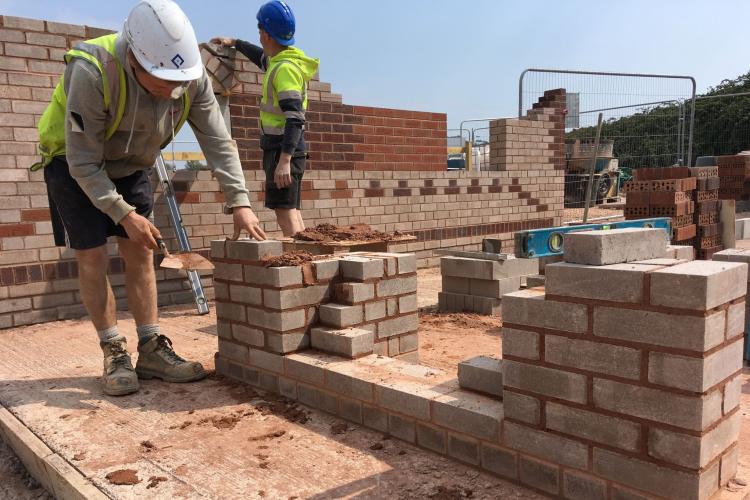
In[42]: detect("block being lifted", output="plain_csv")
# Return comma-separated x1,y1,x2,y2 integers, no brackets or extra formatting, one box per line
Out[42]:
563,228,667,266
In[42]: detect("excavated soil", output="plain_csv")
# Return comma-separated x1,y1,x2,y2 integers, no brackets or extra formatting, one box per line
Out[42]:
262,250,314,267
293,223,406,243
105,469,141,486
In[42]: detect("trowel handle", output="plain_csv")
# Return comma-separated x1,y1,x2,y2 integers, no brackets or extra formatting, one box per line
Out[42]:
155,238,171,257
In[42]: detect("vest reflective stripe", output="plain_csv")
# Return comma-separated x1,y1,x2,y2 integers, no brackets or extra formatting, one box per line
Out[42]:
31,34,190,171
259,59,307,136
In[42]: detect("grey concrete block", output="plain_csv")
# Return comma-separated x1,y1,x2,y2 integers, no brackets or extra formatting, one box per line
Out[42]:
265,331,309,354
457,355,503,397
666,244,695,261
377,313,418,339
724,375,742,414
341,256,384,280
364,300,386,321
278,377,298,400
377,275,418,297
225,239,283,261
502,289,588,333
525,274,545,288
441,256,539,280
338,398,363,424
248,348,284,374
210,239,225,259
213,262,243,281
519,455,560,496
480,444,517,480
229,284,263,305
335,282,374,304
502,390,541,425
218,339,248,363
312,258,340,281
217,320,231,339
545,262,660,303
564,228,667,265
311,327,374,358
398,332,418,353
386,298,397,316
258,371,279,392
471,295,502,315
648,341,743,392
298,384,339,415
546,402,641,452
263,284,329,310
325,369,375,402
504,421,588,469
319,303,364,328
545,335,641,379
284,353,326,386
398,294,418,314
243,265,303,287
650,261,747,311
469,276,521,298
563,471,607,500
216,302,246,323
502,328,540,360
503,359,587,404
416,423,447,454
232,324,264,347
448,434,480,465
432,390,503,441
442,276,470,294
362,404,388,433
246,306,306,332
388,414,415,443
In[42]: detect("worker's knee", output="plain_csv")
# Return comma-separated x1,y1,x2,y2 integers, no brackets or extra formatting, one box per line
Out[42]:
118,237,153,264
75,245,109,270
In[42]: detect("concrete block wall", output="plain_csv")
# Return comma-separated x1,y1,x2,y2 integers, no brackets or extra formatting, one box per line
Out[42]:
713,248,750,361
210,240,419,363
438,255,539,315
501,257,746,499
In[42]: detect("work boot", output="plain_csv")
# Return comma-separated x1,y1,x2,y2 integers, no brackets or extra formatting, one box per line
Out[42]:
135,334,206,383
100,336,139,396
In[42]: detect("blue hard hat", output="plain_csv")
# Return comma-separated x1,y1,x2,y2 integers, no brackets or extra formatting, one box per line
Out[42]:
257,1,296,46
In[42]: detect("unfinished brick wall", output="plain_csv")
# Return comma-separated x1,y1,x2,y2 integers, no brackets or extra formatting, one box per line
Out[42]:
211,240,419,363
501,236,745,498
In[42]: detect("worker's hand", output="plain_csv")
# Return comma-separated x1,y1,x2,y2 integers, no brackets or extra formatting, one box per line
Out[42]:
231,207,267,241
120,211,161,250
210,37,236,47
274,153,293,189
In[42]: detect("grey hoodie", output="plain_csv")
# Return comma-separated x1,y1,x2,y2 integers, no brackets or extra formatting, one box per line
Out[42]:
63,35,250,223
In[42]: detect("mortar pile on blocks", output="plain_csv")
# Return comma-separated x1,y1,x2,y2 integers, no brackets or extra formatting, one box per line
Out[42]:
501,227,746,499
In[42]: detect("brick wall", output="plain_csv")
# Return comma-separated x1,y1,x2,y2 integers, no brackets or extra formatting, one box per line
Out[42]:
0,14,563,328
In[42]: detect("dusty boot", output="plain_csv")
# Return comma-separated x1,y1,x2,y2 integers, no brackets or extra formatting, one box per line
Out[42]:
135,335,206,383
100,336,139,396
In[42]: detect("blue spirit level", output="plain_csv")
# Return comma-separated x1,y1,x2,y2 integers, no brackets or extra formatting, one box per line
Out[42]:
513,218,672,258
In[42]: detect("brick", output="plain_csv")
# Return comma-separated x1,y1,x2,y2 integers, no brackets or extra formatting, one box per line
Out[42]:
337,397,362,424
319,303,363,328
217,320,231,339
720,446,738,486
480,443,517,479
376,275,417,297
248,348,284,373
4,43,47,59
2,16,45,31
325,368,375,402
209,239,225,258
298,384,339,414
593,378,722,431
218,339,248,363
503,391,540,425
229,284,262,305
431,391,503,441
311,327,373,358
0,28,24,42
364,300,386,321
545,335,641,379
727,302,744,339
442,276,469,294
0,297,30,314
215,302,245,322
416,423,446,453
258,371,279,392
593,307,725,352
546,402,641,452
525,274,545,287
312,258,339,281
457,355,503,397
284,353,326,385
362,404,388,432
340,256,383,280
469,276,521,298
713,249,750,278
441,256,496,279
649,261,747,311
232,324,264,346
213,262,242,281
266,331,308,353
546,262,659,303
398,332,418,353
388,414,415,443
25,32,66,47
225,239,282,260
263,284,329,310
245,306,305,332
563,471,607,500
377,313,418,338
397,293,418,313
724,374,742,414
45,21,86,36
563,228,667,265
649,412,740,469
376,380,448,419
665,244,695,260
386,298,397,316
648,341,743,392
335,282,374,304
243,265,303,288
502,289,588,333
503,360,587,403
519,456,560,495
504,421,588,469
501,328,539,360
278,377,298,400
593,447,720,500
447,434,479,465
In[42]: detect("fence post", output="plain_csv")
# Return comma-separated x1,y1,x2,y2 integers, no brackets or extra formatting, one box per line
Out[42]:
582,113,604,223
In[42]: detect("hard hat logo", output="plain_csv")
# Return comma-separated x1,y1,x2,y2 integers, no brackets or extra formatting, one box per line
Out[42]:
171,54,184,68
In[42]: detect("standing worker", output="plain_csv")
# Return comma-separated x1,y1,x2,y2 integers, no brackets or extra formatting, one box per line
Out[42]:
212,0,318,237
34,0,267,396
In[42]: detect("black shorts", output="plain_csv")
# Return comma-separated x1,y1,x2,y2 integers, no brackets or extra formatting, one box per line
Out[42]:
44,156,154,250
263,148,306,210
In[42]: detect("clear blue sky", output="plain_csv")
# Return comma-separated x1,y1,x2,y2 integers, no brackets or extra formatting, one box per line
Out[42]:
2,0,750,129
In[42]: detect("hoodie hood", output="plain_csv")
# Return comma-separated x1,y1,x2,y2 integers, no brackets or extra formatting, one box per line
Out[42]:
269,46,319,82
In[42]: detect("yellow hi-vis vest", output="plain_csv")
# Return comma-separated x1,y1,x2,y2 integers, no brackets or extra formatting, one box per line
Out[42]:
259,58,307,136
31,33,191,171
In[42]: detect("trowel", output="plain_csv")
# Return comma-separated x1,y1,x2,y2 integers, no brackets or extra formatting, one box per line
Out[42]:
157,239,214,271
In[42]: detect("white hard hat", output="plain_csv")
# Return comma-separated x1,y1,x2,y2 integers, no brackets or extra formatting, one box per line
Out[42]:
123,0,202,82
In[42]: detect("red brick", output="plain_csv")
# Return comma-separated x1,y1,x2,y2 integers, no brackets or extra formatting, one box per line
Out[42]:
0,223,34,237
20,209,50,222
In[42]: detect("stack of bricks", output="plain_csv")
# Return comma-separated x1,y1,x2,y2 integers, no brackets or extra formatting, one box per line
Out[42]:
438,255,539,315
210,239,419,365
691,166,724,259
716,155,750,201
624,167,697,246
500,227,745,499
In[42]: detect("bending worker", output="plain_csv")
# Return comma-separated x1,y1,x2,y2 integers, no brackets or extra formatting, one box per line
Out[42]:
34,0,266,396
212,0,318,237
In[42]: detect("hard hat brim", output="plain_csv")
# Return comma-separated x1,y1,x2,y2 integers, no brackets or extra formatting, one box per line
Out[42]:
130,44,203,82
271,34,295,46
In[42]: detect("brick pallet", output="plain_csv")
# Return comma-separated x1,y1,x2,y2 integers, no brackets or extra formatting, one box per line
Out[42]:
717,155,750,201
691,166,724,259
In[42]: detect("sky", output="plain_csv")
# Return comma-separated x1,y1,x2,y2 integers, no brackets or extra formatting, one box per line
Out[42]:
2,0,750,132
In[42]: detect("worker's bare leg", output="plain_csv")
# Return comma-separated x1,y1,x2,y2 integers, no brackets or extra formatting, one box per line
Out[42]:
275,208,305,237
77,244,138,395
76,245,116,330
117,237,157,327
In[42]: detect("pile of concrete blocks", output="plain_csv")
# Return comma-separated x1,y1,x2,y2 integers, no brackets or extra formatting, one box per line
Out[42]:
501,227,745,498
439,255,538,314
735,217,750,240
211,239,419,368
713,248,750,362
